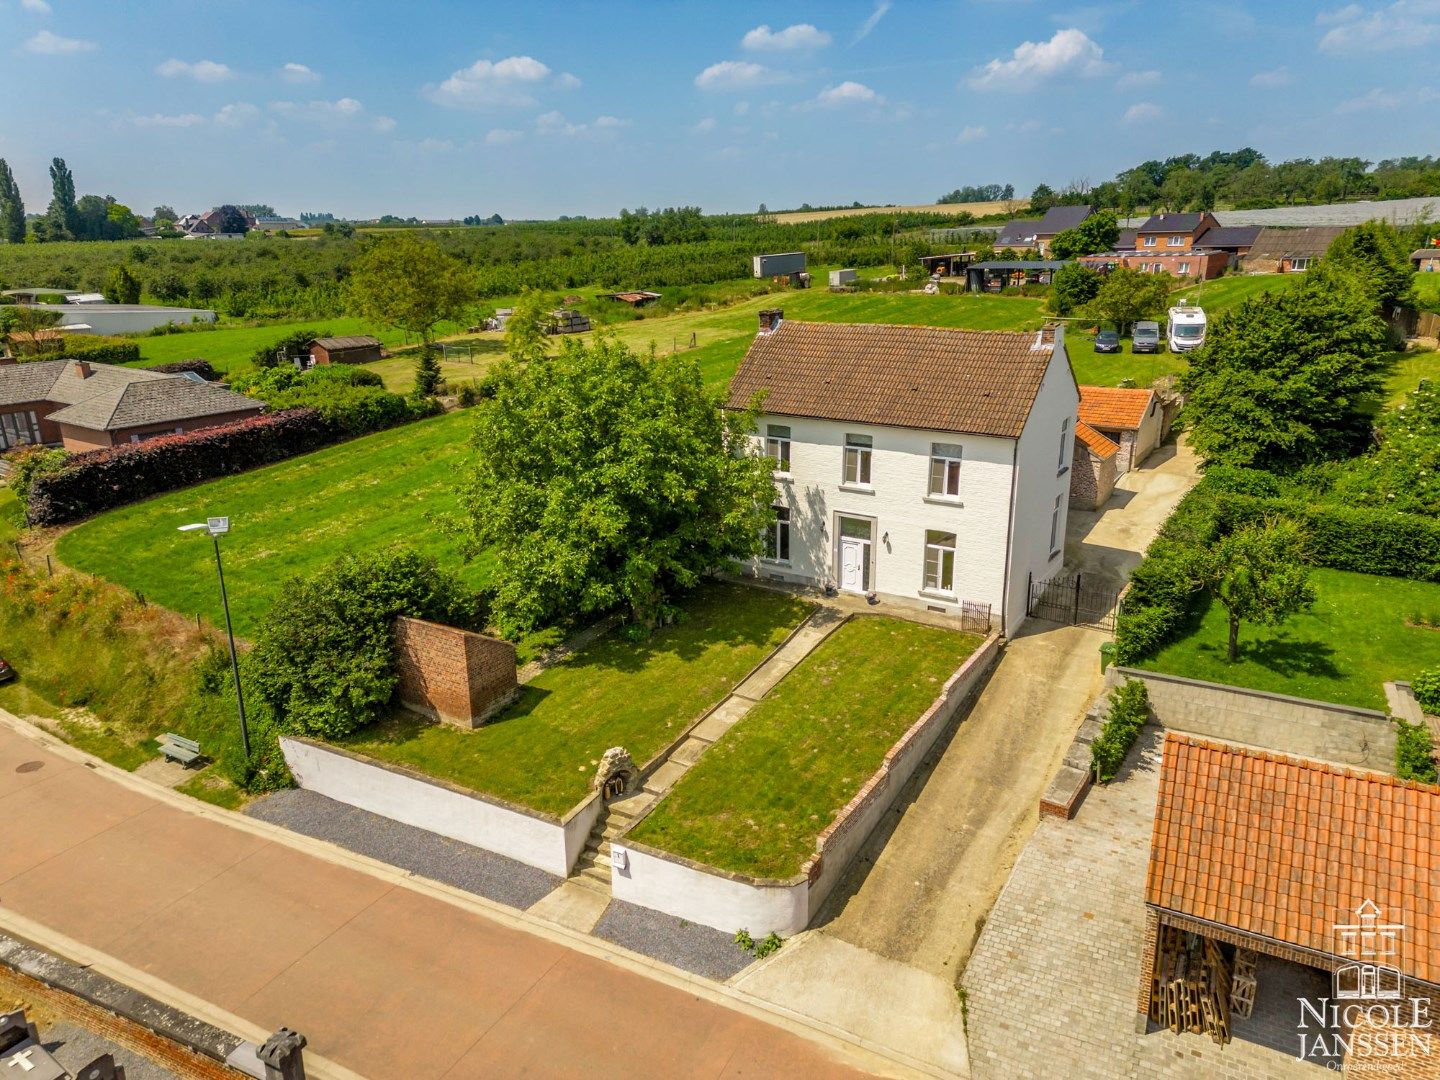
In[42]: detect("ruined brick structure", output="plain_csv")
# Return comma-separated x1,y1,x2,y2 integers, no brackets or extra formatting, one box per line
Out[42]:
393,616,518,729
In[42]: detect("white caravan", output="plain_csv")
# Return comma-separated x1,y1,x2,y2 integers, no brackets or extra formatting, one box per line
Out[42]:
1167,301,1207,353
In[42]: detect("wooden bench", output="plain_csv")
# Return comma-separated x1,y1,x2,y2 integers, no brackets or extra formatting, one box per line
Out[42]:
158,733,201,767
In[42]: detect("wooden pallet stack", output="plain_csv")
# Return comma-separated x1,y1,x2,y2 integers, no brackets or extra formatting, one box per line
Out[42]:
1230,948,1258,1020
1148,927,1233,1045
547,310,591,334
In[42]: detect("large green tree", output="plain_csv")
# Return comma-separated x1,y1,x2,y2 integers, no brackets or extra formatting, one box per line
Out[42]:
103,264,141,304
46,157,77,240
1181,266,1391,469
1049,262,1103,315
503,287,552,363
1324,219,1414,310
346,235,473,353
457,336,776,635
1081,267,1170,334
0,159,24,244
1048,210,1120,259
1202,519,1316,662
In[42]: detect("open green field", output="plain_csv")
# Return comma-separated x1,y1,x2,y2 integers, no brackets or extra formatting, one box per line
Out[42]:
1139,568,1440,711
628,616,981,877
340,583,812,815
56,410,481,637
1387,347,1440,403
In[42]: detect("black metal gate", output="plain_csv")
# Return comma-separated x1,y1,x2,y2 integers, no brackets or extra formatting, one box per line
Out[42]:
1027,572,1121,631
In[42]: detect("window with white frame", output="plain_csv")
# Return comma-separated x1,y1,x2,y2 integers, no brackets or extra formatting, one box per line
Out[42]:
843,433,873,486
0,411,41,450
764,423,791,472
763,505,791,562
923,530,957,594
1167,235,1185,247
1290,257,1310,272
1058,417,1070,471
928,442,963,497
1178,262,1191,275
1142,235,1157,247
1049,494,1063,553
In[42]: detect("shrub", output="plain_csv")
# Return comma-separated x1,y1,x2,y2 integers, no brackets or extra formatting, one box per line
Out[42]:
1090,678,1150,782
455,380,480,407
151,358,218,380
249,548,485,739
1413,668,1440,714
1395,718,1438,784
266,383,412,437
755,932,783,958
64,340,141,366
250,327,330,369
26,408,333,526
6,445,68,505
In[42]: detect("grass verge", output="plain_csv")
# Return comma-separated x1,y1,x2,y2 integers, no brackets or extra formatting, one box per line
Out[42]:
339,583,812,816
628,616,981,878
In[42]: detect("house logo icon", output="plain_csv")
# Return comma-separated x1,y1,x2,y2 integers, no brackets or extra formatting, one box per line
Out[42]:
1332,900,1405,1001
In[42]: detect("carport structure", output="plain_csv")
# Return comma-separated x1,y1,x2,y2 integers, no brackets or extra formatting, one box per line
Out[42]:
1140,734,1439,1075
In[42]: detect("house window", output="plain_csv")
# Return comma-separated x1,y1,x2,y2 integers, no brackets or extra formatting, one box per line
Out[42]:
1058,418,1070,472
1290,257,1310,272
1178,262,1191,275
763,505,791,562
1167,236,1185,247
0,410,41,450
1049,494,1063,554
764,424,791,473
1142,235,1157,247
923,531,957,594
929,442,963,497
843,433,873,486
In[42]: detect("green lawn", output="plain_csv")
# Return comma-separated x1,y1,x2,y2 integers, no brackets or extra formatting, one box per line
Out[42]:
628,616,981,878
340,583,812,815
1386,348,1440,403
1140,568,1440,711
56,410,481,638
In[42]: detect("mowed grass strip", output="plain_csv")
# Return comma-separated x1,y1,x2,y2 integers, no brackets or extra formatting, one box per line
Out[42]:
629,616,981,878
56,410,481,637
1140,568,1440,711
339,583,813,816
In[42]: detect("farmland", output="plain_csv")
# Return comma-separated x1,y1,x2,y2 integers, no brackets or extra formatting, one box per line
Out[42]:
772,199,1026,224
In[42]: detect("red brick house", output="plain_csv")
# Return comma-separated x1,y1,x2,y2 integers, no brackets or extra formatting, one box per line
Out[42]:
0,359,264,452
1078,211,1231,280
1140,734,1439,1075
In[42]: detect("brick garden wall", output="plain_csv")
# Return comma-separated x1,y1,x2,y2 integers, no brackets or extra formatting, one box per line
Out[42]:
394,616,518,729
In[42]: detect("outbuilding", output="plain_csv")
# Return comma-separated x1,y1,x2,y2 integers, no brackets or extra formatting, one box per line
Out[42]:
308,335,384,365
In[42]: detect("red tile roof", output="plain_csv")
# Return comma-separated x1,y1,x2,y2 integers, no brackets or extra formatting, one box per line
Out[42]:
1078,385,1155,431
1147,734,1440,985
1075,421,1119,459
725,321,1063,439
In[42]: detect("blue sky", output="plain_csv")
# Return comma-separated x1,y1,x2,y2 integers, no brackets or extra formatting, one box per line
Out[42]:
1,0,1435,220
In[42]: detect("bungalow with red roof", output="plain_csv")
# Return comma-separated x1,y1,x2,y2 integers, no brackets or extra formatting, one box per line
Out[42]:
1077,385,1163,473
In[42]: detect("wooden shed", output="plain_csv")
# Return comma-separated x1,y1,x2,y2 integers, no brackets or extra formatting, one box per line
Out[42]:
309,336,384,365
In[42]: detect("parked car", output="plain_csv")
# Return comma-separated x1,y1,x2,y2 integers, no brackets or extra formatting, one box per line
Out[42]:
0,658,15,684
1094,329,1121,353
1132,321,1161,353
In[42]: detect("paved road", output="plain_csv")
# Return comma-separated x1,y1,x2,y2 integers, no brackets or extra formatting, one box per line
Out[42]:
0,722,887,1080
733,441,1201,1077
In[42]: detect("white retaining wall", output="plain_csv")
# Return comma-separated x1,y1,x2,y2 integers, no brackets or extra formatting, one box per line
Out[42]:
613,629,1004,936
280,736,599,877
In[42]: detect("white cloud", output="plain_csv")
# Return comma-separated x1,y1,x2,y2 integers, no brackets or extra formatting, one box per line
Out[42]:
1250,66,1292,88
1122,101,1163,124
281,62,320,84
485,128,524,144
1115,69,1160,89
426,55,565,108
128,112,207,128
733,101,750,116
416,137,454,152
956,124,987,143
742,23,832,51
24,30,96,55
695,60,784,91
554,71,582,90
372,115,397,133
20,0,51,13
269,97,393,133
853,1,892,43
968,28,1109,91
690,116,717,134
535,111,630,137
1318,1,1440,52
813,80,880,106
214,102,260,126
156,58,233,82
1335,84,1439,112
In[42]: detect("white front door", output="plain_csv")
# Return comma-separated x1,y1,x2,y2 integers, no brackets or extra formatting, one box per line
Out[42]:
840,537,868,593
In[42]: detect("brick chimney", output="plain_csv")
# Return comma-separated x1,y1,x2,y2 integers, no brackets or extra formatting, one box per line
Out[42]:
758,308,784,334
73,360,92,379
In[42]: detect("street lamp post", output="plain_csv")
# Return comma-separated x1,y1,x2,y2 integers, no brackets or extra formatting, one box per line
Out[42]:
179,517,250,758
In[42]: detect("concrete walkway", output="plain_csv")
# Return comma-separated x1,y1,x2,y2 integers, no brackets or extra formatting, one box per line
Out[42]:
0,718,907,1080
731,440,1202,1078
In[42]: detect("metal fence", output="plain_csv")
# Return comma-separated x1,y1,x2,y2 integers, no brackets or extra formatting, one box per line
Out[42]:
1027,572,1121,632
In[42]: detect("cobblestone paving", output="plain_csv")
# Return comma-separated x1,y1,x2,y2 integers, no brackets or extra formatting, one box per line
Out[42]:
962,728,1331,1080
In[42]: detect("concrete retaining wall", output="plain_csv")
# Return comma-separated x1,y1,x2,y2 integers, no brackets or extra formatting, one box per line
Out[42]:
612,629,1004,936
1111,667,1396,772
280,736,595,876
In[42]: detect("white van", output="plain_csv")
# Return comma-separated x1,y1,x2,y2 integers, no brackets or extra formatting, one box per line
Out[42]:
1167,301,1207,353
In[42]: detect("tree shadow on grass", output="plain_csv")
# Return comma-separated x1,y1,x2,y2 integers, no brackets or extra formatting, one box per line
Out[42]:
1192,633,1343,680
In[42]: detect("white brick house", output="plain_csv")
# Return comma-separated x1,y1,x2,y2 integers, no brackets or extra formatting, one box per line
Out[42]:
726,316,1080,634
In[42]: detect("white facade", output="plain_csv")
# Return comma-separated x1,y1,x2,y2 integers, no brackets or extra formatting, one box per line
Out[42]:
29,303,218,335
745,344,1078,634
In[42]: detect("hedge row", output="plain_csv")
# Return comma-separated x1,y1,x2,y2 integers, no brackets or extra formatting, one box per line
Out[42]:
27,408,333,526
1090,678,1151,782
150,359,219,380
64,341,141,366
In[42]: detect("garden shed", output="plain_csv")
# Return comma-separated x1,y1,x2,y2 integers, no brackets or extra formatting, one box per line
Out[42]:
309,336,384,365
